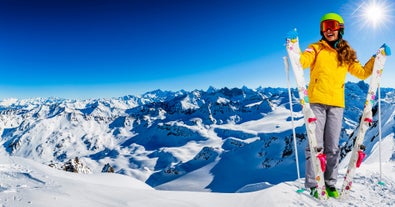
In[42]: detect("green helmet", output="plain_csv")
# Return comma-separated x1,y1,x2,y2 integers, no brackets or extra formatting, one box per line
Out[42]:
320,12,345,35
320,13,344,24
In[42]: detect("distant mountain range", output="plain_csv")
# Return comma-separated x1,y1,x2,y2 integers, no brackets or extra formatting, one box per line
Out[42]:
0,81,394,193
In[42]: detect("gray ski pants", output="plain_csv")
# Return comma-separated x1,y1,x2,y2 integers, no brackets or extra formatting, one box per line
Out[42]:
305,103,343,188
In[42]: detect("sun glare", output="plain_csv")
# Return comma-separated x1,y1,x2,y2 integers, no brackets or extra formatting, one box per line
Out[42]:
363,1,386,28
351,0,393,30
365,4,383,24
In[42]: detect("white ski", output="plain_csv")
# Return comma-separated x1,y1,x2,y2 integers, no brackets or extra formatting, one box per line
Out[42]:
340,44,390,198
285,29,328,200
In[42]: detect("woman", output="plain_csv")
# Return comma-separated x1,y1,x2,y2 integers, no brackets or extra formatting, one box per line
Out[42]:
298,12,387,199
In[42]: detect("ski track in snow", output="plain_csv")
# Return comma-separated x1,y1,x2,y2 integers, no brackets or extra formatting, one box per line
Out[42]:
0,159,54,207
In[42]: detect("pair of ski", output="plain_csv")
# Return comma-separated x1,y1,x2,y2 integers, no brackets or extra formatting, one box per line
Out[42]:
285,29,390,200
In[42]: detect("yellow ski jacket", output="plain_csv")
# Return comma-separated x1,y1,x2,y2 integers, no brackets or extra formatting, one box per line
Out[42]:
300,40,374,108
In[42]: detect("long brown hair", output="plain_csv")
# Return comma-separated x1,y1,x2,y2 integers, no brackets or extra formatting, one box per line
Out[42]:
335,39,358,66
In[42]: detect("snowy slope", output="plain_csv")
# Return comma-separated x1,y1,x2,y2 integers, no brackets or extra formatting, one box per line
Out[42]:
0,150,394,207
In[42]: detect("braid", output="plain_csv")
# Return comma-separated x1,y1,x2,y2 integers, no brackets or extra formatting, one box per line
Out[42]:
335,39,358,66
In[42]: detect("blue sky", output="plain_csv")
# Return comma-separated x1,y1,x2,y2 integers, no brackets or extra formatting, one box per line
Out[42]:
0,0,394,99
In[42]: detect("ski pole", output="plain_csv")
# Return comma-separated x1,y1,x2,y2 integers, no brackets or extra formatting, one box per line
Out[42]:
283,56,303,193
378,84,384,186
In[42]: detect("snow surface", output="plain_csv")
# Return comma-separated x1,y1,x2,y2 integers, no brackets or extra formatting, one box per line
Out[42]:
0,148,394,207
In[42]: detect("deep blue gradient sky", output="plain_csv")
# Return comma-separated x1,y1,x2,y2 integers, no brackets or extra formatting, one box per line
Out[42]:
0,0,394,99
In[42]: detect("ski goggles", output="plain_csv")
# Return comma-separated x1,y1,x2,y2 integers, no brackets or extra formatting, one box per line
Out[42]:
321,20,343,32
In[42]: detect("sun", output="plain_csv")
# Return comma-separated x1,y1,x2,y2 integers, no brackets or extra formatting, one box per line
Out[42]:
351,0,394,30
364,2,384,26
362,0,389,28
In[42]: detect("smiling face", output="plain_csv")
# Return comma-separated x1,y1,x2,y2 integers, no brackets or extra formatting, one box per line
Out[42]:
323,29,339,42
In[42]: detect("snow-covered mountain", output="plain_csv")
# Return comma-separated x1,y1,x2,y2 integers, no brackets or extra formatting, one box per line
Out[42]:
0,81,394,195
